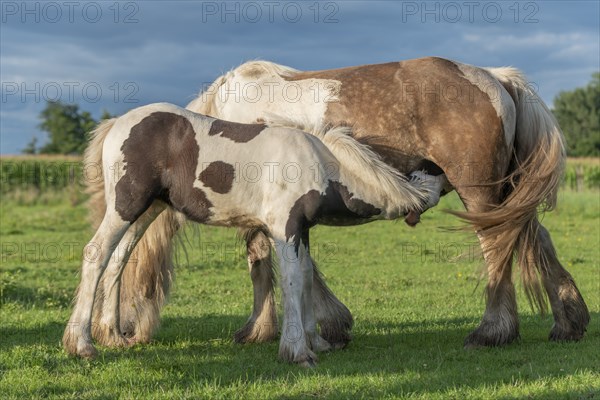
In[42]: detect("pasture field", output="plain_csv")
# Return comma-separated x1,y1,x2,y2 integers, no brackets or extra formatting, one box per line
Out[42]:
0,188,599,399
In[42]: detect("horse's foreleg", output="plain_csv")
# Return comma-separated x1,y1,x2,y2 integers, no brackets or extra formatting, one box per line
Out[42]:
300,235,331,353
274,236,317,367
239,227,353,347
63,211,131,358
235,228,278,343
534,222,590,341
95,202,167,347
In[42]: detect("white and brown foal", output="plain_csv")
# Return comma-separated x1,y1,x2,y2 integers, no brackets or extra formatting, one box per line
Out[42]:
63,103,442,366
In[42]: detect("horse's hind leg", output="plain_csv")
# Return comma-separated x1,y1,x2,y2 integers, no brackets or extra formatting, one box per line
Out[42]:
94,202,167,347
111,209,182,343
312,262,354,349
459,188,520,348
234,228,278,343
465,240,519,348
534,222,590,341
63,210,132,358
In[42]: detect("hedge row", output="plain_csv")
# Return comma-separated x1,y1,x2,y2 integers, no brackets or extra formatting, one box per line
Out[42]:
0,157,88,194
563,159,600,190
1,156,598,194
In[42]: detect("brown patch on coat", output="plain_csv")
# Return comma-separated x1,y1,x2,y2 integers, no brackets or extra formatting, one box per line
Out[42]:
208,119,266,143
199,161,235,194
115,111,212,223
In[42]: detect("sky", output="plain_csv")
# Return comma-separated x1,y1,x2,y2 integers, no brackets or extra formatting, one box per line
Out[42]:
1,0,599,154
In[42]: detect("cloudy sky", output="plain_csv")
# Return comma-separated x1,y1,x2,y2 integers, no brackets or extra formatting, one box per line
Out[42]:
1,1,598,154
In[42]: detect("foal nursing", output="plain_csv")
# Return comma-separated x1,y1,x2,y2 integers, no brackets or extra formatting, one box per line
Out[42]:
63,103,443,366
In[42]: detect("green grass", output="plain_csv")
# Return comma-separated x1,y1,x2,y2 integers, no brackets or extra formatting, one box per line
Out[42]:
0,190,598,399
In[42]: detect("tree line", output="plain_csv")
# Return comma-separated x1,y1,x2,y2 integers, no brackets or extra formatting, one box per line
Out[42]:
552,73,599,157
23,103,113,155
25,73,599,157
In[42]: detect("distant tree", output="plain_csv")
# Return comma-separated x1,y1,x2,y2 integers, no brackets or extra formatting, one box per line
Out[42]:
37,101,97,155
22,137,38,155
553,73,600,157
100,109,115,121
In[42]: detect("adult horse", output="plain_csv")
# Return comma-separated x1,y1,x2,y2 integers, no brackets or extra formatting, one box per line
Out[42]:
89,57,589,349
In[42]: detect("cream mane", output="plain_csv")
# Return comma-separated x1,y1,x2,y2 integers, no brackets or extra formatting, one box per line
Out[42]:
186,61,300,117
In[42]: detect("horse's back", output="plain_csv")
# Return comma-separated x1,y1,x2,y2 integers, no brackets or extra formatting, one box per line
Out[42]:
287,57,515,185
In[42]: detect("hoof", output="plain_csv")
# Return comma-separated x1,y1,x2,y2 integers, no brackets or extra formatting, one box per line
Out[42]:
121,320,136,339
116,303,161,344
320,329,351,350
549,324,585,342
234,320,278,344
279,342,318,367
111,334,135,348
77,342,98,359
110,332,136,348
464,340,485,350
62,336,78,356
319,318,353,350
296,350,318,368
464,323,519,349
94,322,137,348
312,335,332,353
329,341,348,351
63,331,97,359
548,292,590,343
298,357,317,368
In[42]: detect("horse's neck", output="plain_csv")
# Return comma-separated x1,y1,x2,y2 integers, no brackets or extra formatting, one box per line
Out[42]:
223,76,329,123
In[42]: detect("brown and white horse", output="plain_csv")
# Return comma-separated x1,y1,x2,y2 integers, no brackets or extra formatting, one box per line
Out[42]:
89,57,590,349
65,102,440,365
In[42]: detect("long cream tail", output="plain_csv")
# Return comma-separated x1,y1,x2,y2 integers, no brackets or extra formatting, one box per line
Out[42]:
452,67,566,311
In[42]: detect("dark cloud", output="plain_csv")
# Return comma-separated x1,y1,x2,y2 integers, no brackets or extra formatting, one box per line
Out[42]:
1,1,598,153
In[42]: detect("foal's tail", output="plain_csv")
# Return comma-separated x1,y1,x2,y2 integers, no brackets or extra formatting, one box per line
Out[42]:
84,118,182,343
453,67,566,311
84,118,115,224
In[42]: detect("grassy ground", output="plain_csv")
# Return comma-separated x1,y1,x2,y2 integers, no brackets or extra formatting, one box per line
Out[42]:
0,190,598,399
